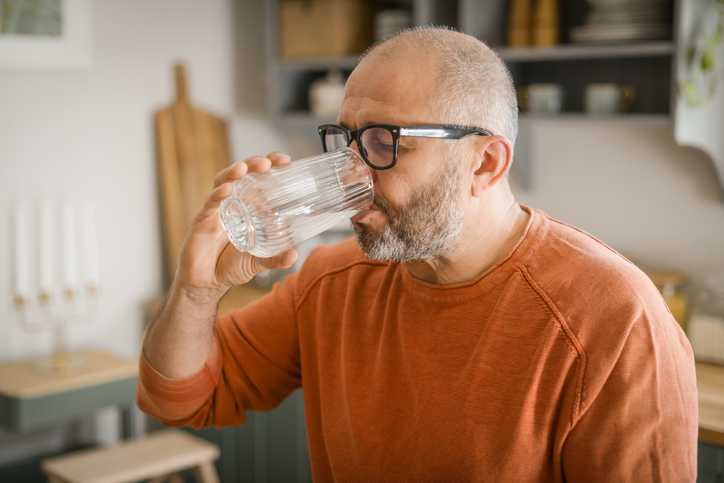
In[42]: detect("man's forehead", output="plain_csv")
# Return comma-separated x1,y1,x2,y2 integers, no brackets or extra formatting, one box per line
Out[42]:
339,52,438,127
338,95,428,127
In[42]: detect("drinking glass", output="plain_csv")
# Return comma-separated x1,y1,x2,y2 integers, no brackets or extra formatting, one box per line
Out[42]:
219,148,373,258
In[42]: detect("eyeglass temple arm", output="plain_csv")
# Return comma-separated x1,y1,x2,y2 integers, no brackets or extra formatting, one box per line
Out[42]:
399,126,493,139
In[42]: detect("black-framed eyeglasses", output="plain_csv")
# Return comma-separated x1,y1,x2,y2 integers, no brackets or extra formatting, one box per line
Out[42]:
317,123,494,170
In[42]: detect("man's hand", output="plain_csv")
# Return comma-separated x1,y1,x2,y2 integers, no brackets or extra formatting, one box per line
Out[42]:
174,152,299,304
142,152,299,380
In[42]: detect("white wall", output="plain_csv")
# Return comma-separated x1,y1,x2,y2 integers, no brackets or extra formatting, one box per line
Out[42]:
0,0,284,460
0,0,284,360
514,118,724,285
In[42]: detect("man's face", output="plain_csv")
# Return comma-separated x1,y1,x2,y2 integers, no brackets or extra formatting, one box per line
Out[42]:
339,52,469,262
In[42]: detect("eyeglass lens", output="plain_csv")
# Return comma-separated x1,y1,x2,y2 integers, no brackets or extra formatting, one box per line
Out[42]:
360,127,394,168
323,127,349,152
322,126,396,169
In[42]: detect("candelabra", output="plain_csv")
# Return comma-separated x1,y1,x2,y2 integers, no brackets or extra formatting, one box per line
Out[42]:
12,198,100,371
12,284,99,371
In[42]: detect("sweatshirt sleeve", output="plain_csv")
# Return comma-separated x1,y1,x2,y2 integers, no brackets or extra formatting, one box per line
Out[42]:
137,271,302,429
561,311,699,482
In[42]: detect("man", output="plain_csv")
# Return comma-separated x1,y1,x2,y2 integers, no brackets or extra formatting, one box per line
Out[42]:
138,27,698,481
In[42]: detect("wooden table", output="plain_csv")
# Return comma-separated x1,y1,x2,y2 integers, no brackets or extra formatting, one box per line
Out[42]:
698,362,724,446
0,350,138,437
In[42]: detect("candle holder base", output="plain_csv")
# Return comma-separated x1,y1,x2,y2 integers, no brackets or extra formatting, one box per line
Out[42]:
33,350,85,372
13,288,99,368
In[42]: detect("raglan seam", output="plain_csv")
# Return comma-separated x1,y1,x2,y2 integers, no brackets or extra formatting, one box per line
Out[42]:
517,263,587,428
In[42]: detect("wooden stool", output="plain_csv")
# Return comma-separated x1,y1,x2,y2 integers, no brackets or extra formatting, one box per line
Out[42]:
41,429,220,483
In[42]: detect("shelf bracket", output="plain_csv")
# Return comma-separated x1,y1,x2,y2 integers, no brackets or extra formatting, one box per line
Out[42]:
673,0,724,199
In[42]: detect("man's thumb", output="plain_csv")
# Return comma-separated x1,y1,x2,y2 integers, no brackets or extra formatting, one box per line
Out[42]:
254,248,299,273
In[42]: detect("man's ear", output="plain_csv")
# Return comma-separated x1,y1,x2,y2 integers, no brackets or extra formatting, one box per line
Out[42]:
470,136,513,197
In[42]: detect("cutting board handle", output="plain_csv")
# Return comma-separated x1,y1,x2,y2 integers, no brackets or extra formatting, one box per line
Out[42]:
174,63,189,104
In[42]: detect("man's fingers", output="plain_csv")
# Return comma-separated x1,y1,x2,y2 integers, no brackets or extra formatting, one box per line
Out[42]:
246,156,272,172
253,248,298,273
204,182,234,209
193,182,236,228
214,160,248,188
267,152,292,167
204,154,276,227
213,155,276,189
275,249,299,269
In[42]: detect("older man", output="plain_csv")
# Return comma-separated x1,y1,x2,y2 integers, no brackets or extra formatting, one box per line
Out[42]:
138,27,698,482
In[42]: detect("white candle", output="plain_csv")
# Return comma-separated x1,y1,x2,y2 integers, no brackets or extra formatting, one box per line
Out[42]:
81,202,99,287
38,200,54,294
13,204,31,297
61,203,78,289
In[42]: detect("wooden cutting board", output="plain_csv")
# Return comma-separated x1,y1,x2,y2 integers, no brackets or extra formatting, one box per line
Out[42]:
154,64,231,285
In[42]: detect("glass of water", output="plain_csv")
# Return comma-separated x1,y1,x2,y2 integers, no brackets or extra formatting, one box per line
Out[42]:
219,148,373,258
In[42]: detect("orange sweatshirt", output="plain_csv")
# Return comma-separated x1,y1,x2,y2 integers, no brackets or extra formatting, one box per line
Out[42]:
138,205,698,482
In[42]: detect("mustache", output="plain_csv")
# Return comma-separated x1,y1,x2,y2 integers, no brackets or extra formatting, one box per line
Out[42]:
372,193,392,216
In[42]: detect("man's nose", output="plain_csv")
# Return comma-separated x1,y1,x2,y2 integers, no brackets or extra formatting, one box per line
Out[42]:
368,169,379,187
349,138,361,156
348,140,380,184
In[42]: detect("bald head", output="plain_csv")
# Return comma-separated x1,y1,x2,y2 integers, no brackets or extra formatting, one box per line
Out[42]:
360,27,518,144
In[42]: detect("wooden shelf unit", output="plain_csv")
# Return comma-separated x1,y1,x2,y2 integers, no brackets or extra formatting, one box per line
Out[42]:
266,0,676,123
496,41,674,63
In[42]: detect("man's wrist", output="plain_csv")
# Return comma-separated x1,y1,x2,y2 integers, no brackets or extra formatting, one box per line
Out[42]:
171,281,228,309
156,283,225,332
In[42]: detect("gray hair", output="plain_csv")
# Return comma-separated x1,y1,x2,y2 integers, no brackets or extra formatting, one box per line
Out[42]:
362,26,518,144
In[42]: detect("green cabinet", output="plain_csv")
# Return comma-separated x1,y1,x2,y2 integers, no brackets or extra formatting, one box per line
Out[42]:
699,443,724,483
169,389,311,483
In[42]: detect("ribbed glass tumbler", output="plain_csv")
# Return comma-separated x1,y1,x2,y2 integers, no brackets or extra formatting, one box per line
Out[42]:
219,148,373,258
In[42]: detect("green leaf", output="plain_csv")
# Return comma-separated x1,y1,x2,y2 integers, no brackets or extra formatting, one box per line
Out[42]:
682,80,701,107
702,48,715,71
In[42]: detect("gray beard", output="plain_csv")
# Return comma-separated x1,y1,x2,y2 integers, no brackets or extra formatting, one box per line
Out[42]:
354,160,465,262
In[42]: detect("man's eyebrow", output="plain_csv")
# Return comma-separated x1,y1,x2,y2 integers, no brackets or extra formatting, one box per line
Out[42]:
340,120,387,130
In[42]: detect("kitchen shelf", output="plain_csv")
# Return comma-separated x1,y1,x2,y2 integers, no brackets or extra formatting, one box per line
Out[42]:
495,41,674,63
278,41,674,72
519,113,670,123
264,0,693,191
275,112,671,129
279,56,360,72
274,42,675,74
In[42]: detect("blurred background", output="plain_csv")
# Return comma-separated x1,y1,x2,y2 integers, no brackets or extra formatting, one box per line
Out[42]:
1,0,723,481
